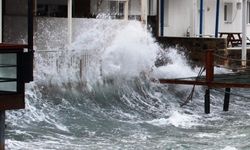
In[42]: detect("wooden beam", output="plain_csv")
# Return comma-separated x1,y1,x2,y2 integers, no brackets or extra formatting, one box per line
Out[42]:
0,94,24,111
159,79,250,88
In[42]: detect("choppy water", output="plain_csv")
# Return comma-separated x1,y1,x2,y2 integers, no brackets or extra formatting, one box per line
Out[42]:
5,19,250,150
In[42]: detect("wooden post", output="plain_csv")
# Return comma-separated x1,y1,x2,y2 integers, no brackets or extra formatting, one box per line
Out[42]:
0,111,5,150
205,89,210,114
223,88,231,111
205,50,214,83
204,50,214,114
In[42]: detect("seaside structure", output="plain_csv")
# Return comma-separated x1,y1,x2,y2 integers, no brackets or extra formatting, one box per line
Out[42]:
0,0,34,149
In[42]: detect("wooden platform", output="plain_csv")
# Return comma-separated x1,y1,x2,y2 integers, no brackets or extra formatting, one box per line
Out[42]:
159,72,250,88
159,50,250,114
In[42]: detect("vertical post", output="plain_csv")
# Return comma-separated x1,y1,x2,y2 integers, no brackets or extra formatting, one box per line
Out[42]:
160,0,164,36
28,0,34,50
215,0,220,38
156,0,159,37
199,0,204,37
27,0,34,82
205,89,210,114
205,50,214,83
223,88,231,111
124,0,129,21
0,0,2,43
141,0,148,24
205,50,214,114
0,111,5,150
242,0,247,67
68,0,72,44
192,0,197,37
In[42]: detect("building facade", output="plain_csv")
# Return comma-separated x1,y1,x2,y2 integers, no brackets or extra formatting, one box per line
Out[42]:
159,0,248,37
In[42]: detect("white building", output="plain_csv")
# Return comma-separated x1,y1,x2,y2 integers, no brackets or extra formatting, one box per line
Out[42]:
158,0,247,37
1,0,249,41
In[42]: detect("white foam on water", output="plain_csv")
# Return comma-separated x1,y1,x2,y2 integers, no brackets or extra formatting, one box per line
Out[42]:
221,146,238,150
146,110,201,128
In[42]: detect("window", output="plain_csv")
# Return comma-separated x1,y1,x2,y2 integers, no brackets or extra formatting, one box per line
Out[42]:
110,1,125,19
224,3,233,23
36,0,67,17
0,53,17,92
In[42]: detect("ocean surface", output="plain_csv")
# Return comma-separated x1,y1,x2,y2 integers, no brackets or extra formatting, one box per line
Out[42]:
5,19,250,150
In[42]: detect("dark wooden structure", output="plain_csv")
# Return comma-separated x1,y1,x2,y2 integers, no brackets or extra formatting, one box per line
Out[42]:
159,50,250,114
0,0,34,149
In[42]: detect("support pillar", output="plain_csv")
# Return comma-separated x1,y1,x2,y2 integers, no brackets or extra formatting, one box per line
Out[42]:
160,0,164,36
205,50,214,114
124,0,129,21
242,0,247,67
141,0,148,24
223,88,231,111
0,111,5,150
68,0,72,44
205,89,210,114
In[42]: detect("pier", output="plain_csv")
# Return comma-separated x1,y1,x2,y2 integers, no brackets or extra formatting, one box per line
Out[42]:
159,49,250,114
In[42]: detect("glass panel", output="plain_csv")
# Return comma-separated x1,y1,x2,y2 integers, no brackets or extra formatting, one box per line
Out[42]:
0,82,16,92
0,54,16,65
0,67,17,78
0,53,17,92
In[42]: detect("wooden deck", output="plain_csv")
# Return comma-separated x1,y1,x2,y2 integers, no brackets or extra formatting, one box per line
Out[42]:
159,50,250,114
159,72,250,88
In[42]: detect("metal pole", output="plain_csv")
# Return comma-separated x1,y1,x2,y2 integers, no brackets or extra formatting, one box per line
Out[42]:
215,0,220,38
199,0,204,37
0,111,5,150
205,89,210,114
223,88,231,111
27,0,34,82
242,0,247,67
28,0,34,51
160,0,164,36
68,0,72,44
